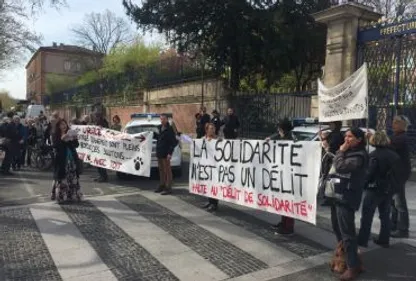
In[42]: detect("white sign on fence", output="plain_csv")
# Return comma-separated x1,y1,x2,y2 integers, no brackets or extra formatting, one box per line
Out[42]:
318,63,368,122
72,125,153,177
189,139,322,224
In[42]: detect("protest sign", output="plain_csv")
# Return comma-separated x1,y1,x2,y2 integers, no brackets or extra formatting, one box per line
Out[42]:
189,139,322,224
72,125,153,177
318,63,368,122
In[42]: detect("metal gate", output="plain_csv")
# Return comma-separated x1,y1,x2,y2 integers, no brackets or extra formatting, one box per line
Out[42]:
357,19,416,164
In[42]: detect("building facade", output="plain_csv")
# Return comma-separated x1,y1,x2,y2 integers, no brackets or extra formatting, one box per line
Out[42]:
25,43,103,104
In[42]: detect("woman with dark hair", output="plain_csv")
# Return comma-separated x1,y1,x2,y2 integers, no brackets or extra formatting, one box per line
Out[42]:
111,115,122,131
51,119,82,202
202,123,220,212
268,118,296,235
329,128,368,281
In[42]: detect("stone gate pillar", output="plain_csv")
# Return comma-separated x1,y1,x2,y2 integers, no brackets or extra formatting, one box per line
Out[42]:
310,3,381,117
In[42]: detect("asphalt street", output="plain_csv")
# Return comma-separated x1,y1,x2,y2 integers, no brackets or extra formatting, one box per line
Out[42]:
0,160,416,281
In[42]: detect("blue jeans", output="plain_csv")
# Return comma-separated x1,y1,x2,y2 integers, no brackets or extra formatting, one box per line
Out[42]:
358,190,392,246
331,204,360,269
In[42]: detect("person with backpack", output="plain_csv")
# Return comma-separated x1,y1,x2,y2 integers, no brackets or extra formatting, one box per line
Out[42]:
357,131,400,249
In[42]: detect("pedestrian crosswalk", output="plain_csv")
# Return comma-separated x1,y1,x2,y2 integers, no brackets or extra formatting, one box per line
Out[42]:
0,190,334,281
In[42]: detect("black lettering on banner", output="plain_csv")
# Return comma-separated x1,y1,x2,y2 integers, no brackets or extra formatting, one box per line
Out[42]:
277,143,288,165
191,163,215,181
123,142,141,152
262,141,271,164
294,173,308,197
218,165,235,183
290,144,302,167
241,167,256,188
214,139,224,161
262,165,280,192
241,141,253,164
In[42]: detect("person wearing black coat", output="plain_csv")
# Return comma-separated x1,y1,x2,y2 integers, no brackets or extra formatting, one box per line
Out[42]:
222,108,240,139
1,113,20,175
51,119,82,200
154,114,177,195
211,110,221,135
330,128,368,281
94,112,110,182
389,115,411,238
358,131,400,249
267,118,296,235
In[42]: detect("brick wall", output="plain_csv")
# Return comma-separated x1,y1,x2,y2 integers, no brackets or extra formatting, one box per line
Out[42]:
107,101,218,136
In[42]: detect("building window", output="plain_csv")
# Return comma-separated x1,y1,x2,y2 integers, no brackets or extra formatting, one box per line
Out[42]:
64,61,71,71
76,62,82,72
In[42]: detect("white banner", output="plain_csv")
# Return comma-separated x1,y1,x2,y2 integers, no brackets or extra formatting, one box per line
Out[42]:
189,139,322,224
72,125,153,177
318,63,368,122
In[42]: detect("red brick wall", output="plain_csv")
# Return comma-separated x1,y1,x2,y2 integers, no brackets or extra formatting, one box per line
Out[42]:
107,102,217,136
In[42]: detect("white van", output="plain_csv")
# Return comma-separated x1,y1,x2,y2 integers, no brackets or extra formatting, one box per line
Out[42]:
26,105,46,119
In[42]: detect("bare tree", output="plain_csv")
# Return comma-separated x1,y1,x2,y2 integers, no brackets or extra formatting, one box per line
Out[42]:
357,0,416,18
0,0,65,73
70,10,133,54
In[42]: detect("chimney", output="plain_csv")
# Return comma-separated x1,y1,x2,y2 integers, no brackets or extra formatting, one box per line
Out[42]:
52,42,57,47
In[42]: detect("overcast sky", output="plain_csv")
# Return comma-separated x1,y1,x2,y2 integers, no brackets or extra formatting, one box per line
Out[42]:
0,0,163,100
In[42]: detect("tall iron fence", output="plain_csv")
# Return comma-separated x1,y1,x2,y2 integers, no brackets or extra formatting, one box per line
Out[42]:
48,56,218,106
217,91,315,139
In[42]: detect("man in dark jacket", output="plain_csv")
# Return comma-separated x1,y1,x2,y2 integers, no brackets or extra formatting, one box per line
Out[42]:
200,106,211,132
155,114,177,195
222,108,240,139
1,113,19,175
211,110,221,135
389,115,411,238
94,112,109,182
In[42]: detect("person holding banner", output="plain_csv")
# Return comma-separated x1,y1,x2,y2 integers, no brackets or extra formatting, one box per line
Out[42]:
330,128,368,281
51,119,82,201
201,123,220,212
267,118,296,235
154,114,177,195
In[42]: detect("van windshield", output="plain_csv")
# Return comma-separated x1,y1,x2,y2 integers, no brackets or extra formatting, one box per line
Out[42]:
126,125,159,135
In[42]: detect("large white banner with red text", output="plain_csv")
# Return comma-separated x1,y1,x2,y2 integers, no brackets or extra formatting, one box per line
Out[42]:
72,125,153,177
189,139,322,224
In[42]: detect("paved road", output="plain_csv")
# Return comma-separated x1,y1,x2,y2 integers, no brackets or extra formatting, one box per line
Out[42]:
1,164,416,281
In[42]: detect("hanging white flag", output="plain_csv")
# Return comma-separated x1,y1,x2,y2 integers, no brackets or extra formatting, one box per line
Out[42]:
318,63,368,122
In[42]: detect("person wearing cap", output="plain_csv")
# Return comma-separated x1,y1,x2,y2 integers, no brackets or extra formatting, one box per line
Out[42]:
330,127,368,281
389,115,411,238
267,118,296,235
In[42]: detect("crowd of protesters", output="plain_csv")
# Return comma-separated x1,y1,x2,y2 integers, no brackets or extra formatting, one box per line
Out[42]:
0,105,412,281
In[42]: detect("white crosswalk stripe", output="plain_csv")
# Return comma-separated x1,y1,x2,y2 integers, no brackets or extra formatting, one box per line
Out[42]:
0,192,332,281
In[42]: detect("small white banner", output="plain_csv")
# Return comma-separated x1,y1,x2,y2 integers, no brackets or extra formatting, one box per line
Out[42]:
72,125,153,177
189,139,322,225
318,63,368,122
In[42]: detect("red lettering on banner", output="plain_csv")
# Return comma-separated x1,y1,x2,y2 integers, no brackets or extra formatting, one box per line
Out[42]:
192,184,208,194
221,186,241,201
83,126,102,136
244,191,254,204
110,160,122,170
94,158,107,167
256,194,309,217
211,185,218,196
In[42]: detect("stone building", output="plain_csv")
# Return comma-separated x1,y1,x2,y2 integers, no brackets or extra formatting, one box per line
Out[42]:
25,43,103,104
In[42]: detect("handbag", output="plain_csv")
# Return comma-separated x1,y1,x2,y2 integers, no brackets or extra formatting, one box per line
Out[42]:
323,163,349,202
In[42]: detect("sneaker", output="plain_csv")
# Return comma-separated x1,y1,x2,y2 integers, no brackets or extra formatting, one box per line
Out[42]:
275,227,294,235
155,186,165,193
202,203,211,209
161,189,172,195
207,205,218,212
271,222,282,230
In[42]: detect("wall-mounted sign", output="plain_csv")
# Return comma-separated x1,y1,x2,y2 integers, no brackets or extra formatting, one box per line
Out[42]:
358,19,416,43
